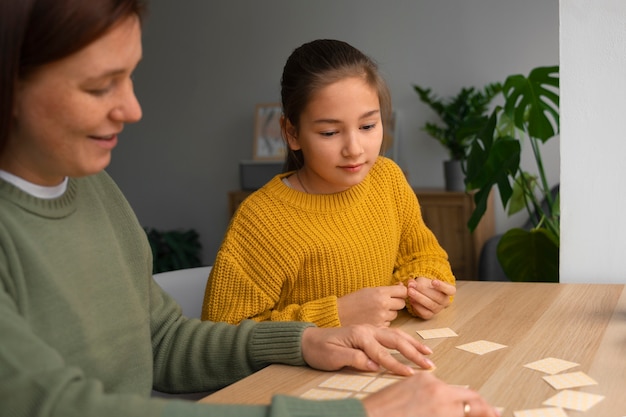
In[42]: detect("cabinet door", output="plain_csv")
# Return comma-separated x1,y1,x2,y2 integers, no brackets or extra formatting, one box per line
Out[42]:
228,190,253,216
414,189,494,280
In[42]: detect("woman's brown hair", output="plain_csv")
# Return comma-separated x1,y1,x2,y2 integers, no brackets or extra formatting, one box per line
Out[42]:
0,0,146,156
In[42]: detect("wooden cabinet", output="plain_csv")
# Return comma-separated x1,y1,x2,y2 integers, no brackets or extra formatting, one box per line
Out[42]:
228,190,252,218
227,188,494,281
413,189,494,281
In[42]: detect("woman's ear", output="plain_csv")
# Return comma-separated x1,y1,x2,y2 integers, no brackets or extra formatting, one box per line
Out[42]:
281,116,301,151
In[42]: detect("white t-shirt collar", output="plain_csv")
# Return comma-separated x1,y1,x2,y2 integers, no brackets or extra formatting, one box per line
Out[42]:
0,170,68,199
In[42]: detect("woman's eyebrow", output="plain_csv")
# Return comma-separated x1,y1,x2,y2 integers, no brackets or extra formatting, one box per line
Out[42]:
83,57,143,82
83,69,127,82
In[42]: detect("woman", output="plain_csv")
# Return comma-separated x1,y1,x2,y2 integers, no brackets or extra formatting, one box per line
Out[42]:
0,1,498,416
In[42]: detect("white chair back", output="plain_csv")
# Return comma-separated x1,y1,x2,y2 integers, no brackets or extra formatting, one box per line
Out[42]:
153,266,212,319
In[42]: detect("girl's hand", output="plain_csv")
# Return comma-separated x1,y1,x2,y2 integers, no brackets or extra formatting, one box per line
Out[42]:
337,284,407,327
407,278,456,319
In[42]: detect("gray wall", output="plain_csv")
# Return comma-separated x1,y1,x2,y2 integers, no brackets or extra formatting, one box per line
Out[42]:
107,0,559,265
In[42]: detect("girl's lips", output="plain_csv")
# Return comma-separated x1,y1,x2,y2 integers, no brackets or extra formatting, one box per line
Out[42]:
340,163,364,172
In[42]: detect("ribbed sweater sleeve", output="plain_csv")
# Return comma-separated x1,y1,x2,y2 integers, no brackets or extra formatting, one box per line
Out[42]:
202,157,455,326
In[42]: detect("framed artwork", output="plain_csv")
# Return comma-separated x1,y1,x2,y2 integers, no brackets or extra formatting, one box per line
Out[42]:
253,103,286,161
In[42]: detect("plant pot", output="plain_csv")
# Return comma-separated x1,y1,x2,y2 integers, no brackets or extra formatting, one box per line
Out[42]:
444,159,465,192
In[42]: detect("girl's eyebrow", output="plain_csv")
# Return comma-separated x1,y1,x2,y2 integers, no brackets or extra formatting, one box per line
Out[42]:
360,109,381,119
313,109,380,124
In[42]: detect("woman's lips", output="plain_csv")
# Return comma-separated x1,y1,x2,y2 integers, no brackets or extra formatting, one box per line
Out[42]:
89,134,118,149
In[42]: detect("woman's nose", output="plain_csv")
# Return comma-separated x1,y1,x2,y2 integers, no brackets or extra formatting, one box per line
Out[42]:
110,80,143,123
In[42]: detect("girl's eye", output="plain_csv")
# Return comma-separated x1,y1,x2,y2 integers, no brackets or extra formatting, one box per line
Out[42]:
320,131,337,137
361,123,377,131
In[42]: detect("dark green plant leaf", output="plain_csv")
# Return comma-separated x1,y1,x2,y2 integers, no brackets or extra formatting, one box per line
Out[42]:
497,228,559,282
508,173,538,216
503,66,559,142
144,227,202,273
465,110,521,231
413,83,502,161
465,109,498,183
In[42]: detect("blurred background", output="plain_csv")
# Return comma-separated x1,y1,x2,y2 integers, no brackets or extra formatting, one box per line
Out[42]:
107,0,559,266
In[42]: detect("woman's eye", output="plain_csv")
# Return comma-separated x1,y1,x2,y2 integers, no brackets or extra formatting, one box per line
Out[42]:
361,123,377,131
87,88,111,97
85,78,119,97
86,83,114,96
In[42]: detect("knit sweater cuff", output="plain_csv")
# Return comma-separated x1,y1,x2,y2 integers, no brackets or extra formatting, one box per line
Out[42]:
248,321,315,367
270,396,366,417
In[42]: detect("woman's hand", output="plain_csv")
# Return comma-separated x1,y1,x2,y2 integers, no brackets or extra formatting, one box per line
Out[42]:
407,278,456,319
337,284,408,327
301,324,435,375
362,371,501,417
300,325,499,417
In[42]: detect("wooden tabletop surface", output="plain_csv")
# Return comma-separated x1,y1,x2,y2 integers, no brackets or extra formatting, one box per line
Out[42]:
200,281,626,416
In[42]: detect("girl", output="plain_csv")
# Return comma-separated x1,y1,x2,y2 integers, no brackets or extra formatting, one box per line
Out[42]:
202,39,456,328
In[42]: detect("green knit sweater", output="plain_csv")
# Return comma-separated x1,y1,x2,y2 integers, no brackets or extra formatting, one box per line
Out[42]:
0,172,365,417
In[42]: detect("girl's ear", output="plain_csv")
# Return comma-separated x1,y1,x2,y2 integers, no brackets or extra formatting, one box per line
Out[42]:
282,116,301,151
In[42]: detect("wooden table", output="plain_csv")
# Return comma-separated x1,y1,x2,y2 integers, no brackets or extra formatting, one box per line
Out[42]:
201,281,626,416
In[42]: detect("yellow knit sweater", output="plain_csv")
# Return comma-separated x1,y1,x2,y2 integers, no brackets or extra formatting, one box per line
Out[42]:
202,157,455,327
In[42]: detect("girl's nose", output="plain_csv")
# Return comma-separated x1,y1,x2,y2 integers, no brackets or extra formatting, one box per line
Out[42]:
342,131,364,157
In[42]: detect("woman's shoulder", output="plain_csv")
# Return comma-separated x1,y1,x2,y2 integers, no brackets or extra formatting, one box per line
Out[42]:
84,171,126,199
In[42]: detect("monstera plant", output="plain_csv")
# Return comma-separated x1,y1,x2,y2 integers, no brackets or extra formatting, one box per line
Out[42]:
465,65,560,282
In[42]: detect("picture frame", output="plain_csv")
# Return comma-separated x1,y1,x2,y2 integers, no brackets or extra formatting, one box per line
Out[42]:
253,103,286,161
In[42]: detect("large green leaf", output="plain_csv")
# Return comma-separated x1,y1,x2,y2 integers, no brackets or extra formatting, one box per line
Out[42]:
465,109,521,231
507,173,539,216
497,228,559,282
503,66,559,142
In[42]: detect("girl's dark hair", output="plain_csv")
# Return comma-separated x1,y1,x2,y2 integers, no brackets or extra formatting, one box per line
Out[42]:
0,0,147,156
280,39,392,172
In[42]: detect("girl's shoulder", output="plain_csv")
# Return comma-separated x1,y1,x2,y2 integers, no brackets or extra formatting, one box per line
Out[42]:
370,156,408,184
230,174,292,218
